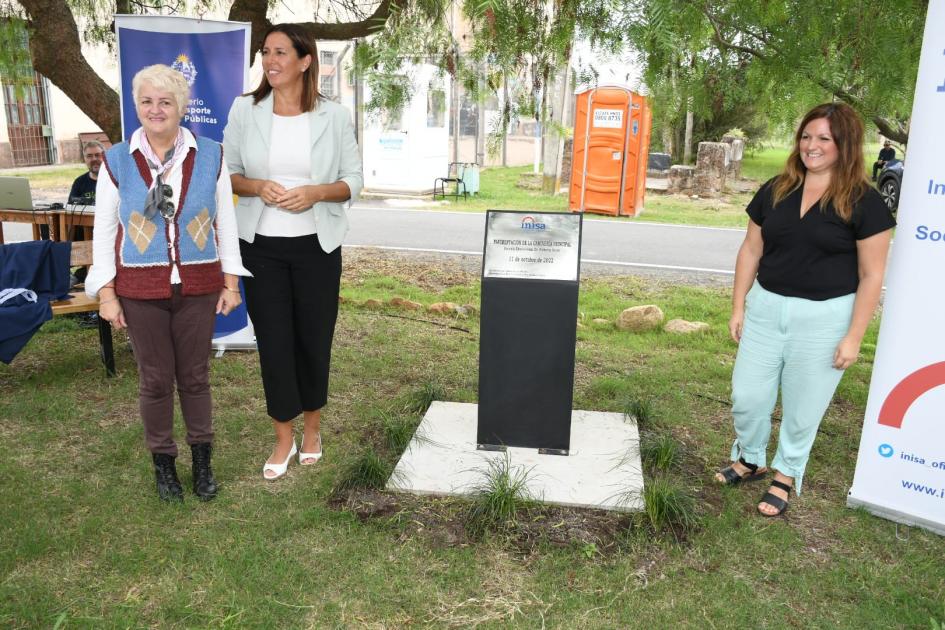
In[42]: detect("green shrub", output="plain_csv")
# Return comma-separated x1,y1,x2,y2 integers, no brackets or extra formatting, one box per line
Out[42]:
640,434,681,473
403,381,446,415
640,475,700,535
379,408,418,454
623,397,655,429
465,454,538,537
332,448,393,496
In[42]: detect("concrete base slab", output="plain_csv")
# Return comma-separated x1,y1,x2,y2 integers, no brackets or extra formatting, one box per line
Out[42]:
388,401,644,511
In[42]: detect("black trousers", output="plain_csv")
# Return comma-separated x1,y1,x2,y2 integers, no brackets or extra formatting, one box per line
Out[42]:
240,234,342,421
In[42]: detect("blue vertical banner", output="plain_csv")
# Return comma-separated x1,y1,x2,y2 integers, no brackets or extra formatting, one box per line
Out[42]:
115,15,257,349
115,16,251,142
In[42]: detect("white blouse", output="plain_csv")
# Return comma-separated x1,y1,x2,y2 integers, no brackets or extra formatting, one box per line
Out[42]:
255,113,316,237
85,127,250,298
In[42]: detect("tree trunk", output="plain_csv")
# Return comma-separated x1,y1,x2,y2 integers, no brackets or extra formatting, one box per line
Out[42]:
22,0,122,141
452,45,460,165
662,125,673,160
476,64,486,166
501,73,508,167
541,63,569,194
683,107,694,165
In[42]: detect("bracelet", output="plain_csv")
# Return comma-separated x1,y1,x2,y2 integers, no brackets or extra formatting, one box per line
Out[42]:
224,287,240,293
99,297,118,305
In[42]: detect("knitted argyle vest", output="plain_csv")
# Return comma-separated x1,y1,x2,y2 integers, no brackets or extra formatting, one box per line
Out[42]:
104,136,224,299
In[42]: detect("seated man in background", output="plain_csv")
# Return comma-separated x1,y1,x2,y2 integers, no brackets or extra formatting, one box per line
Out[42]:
872,140,895,182
66,140,105,303
68,140,104,205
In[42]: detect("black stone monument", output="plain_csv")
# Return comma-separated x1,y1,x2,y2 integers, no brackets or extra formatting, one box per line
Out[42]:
477,211,582,455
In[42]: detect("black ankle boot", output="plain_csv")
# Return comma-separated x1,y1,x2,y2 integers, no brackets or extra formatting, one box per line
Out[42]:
152,453,184,502
191,442,218,501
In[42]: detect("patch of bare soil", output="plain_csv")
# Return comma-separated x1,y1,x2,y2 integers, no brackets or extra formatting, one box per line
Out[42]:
343,249,479,291
332,488,638,554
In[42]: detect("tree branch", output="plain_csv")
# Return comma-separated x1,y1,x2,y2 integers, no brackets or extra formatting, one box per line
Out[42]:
229,0,408,57
871,116,909,144
701,2,768,60
700,2,910,144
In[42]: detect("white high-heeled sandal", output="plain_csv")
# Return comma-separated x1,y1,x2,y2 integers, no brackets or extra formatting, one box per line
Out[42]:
263,441,297,480
299,432,322,465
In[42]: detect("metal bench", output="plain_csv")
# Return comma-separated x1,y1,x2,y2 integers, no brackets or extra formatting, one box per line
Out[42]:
433,162,468,200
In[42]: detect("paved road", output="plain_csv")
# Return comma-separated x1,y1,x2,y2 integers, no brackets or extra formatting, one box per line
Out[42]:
2,202,747,279
346,205,744,277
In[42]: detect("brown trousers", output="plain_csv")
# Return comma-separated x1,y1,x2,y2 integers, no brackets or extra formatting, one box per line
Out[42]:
121,287,219,456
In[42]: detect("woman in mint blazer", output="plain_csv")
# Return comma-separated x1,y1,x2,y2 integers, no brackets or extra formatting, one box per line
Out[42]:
223,23,362,481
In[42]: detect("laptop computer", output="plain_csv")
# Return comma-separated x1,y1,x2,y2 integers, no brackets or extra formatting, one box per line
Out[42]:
0,177,36,211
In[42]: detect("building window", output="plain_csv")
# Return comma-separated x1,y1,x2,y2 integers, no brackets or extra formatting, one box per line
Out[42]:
319,51,335,66
319,75,334,98
427,85,446,128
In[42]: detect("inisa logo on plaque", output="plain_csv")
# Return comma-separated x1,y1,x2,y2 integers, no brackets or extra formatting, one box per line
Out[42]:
521,216,546,231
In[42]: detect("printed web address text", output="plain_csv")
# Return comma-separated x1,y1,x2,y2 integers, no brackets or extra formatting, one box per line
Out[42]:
901,479,945,500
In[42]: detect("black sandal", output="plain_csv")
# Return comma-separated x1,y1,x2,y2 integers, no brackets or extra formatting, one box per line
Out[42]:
758,479,793,517
717,457,767,485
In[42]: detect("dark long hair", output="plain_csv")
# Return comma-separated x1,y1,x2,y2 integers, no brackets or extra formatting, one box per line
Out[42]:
772,102,870,222
246,23,320,112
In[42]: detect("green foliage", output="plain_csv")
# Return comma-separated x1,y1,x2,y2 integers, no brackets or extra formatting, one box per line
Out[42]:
380,408,419,454
402,381,446,415
355,0,630,155
465,453,538,537
629,0,925,154
55,0,219,47
460,0,628,153
332,448,393,494
640,434,680,473
639,475,700,534
0,19,36,95
579,542,599,559
623,397,655,430
350,0,454,118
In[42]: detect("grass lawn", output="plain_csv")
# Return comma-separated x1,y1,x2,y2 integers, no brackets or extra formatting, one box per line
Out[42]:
434,143,892,230
741,145,791,182
435,165,755,229
434,165,570,214
4,166,86,191
434,149,791,229
2,253,942,627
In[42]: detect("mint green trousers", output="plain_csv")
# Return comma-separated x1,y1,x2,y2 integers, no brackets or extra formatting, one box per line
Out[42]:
730,282,854,493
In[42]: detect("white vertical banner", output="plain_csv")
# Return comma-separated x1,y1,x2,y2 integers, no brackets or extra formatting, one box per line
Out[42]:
848,0,945,535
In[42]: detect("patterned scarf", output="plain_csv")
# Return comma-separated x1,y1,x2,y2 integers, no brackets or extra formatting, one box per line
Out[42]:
134,127,187,220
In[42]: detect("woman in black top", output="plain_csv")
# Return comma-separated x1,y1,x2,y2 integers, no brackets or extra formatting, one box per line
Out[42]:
715,103,896,516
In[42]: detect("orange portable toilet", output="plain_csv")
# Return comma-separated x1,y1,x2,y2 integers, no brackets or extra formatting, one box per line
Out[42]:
569,86,651,217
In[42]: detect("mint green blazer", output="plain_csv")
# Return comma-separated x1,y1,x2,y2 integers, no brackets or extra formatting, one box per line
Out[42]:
222,94,363,253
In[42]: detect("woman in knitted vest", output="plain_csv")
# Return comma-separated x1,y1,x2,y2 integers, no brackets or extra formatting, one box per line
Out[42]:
86,65,250,502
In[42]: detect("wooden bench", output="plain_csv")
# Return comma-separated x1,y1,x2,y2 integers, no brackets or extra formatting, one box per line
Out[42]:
50,240,116,376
